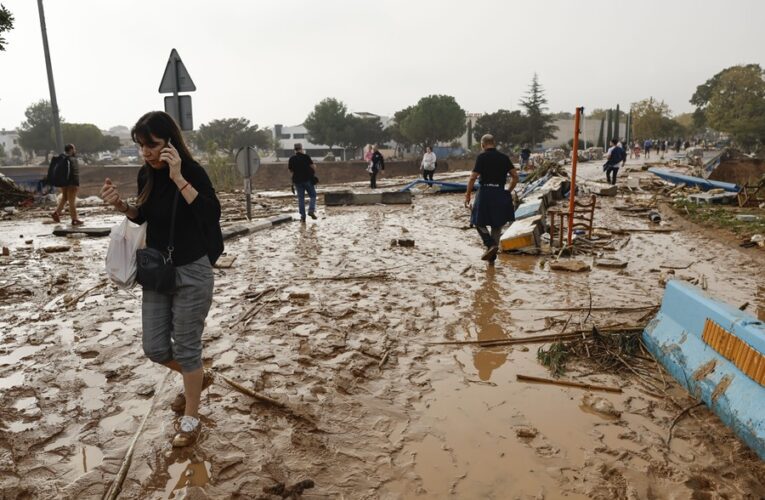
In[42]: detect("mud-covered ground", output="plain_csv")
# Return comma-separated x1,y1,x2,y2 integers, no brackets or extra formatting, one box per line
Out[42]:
1,160,765,499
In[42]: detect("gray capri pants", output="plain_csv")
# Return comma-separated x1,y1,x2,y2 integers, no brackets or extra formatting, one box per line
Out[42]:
142,255,214,372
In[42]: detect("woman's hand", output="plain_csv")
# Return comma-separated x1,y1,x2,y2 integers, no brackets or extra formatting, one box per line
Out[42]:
161,142,182,181
100,178,122,208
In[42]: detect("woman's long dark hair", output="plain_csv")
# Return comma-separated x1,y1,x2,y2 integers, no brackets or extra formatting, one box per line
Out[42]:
131,111,195,206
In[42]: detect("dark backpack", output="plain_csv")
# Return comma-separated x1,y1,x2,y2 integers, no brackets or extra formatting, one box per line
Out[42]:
47,154,71,187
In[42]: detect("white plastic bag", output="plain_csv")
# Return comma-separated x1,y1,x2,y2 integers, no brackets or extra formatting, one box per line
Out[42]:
105,218,146,289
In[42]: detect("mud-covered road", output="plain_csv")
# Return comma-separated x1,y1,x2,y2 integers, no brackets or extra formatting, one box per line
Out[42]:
1,161,765,499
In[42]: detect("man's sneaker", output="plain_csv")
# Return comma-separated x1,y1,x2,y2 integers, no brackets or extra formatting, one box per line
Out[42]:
171,369,215,413
172,415,201,447
481,246,499,261
308,212,317,220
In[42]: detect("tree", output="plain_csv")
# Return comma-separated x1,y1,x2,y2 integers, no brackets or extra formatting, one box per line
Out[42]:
0,4,13,52
588,108,609,120
385,106,414,152
194,118,272,157
17,100,59,158
519,74,558,148
693,65,765,150
398,94,466,147
11,146,21,159
630,97,680,140
62,123,120,154
472,109,528,149
340,115,388,158
0,143,5,159
304,98,349,152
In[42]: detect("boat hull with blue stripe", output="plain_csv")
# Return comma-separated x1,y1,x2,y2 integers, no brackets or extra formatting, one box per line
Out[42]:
643,280,765,459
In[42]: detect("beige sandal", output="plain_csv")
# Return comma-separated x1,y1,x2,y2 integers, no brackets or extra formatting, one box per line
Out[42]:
172,416,201,447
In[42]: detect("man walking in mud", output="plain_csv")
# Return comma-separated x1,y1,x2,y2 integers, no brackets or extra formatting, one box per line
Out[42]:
50,144,83,226
288,143,318,222
465,134,518,264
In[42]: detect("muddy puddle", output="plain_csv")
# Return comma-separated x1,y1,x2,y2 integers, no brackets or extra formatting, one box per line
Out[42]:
1,162,765,498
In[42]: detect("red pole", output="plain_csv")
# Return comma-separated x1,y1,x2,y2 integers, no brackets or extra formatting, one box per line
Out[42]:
567,107,583,246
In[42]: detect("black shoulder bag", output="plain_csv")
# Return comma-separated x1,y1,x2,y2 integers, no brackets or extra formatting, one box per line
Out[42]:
136,191,179,293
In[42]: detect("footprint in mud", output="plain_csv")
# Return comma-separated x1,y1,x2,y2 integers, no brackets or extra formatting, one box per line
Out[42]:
76,350,99,359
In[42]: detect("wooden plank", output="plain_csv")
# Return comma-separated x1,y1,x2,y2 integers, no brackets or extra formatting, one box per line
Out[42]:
214,255,237,269
53,226,111,237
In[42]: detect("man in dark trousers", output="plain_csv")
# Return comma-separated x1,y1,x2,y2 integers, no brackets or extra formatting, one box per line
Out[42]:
370,145,384,189
50,143,82,225
288,143,317,221
520,145,532,169
465,134,519,264
603,138,625,185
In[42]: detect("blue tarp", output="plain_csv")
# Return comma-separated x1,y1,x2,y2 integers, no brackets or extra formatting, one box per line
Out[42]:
648,168,740,192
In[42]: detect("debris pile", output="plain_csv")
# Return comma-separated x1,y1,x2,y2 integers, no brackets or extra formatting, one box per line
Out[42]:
0,174,32,206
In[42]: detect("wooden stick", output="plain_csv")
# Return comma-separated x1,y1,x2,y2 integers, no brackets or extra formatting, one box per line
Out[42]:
512,305,657,312
64,281,108,308
516,374,622,393
104,371,170,500
667,401,705,446
378,350,391,369
217,373,287,409
427,324,644,347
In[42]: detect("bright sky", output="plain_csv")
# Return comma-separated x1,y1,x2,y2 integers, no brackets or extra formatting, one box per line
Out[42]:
1,0,763,133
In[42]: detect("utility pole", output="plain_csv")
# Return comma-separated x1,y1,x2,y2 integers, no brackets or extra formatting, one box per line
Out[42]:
36,0,64,154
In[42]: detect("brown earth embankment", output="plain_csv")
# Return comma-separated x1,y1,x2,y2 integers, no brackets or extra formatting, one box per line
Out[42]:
709,158,765,186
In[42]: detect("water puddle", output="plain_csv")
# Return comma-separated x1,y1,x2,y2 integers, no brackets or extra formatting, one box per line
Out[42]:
74,444,104,475
99,398,150,434
0,344,46,366
164,459,211,498
218,349,238,365
0,371,25,389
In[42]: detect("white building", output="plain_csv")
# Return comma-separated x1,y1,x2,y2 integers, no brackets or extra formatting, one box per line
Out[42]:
274,112,392,160
0,130,20,156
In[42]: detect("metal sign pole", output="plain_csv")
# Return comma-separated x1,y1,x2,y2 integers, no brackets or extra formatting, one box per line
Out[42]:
245,147,252,220
567,107,584,246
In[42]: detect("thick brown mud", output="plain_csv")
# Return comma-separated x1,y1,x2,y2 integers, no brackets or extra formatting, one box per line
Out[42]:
1,162,765,499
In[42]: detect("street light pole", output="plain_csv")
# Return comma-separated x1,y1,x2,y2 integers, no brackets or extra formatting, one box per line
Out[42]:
36,0,64,154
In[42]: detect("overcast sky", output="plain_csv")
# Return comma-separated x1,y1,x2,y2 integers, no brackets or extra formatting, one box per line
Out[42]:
1,0,763,133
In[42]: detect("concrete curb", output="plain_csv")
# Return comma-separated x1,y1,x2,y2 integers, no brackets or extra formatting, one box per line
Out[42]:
222,214,293,240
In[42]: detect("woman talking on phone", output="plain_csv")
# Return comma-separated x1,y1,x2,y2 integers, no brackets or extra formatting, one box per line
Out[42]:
99,111,223,447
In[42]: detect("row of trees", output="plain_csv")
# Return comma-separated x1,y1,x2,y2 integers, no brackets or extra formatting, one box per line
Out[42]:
303,98,388,155
303,75,558,156
618,65,764,152
471,75,558,150
16,100,121,160
691,64,765,151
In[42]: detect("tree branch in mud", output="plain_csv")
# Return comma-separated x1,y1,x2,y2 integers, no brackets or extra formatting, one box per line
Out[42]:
516,374,622,393
667,401,705,446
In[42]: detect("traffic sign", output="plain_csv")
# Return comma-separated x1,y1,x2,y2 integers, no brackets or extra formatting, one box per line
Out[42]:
236,147,261,178
164,95,193,131
158,49,196,93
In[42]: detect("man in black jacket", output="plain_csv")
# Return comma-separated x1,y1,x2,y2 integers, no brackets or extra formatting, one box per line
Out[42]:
288,143,317,221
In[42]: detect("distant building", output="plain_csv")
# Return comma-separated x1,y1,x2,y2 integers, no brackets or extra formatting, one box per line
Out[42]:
543,118,628,149
0,130,20,156
274,112,392,160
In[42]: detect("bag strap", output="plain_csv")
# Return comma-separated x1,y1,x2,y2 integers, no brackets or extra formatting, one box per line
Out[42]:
167,190,180,262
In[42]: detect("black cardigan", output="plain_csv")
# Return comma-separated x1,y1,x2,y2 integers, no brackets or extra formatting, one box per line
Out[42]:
129,160,224,266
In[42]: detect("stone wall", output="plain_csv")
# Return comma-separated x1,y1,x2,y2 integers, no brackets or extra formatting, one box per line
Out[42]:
1,158,476,196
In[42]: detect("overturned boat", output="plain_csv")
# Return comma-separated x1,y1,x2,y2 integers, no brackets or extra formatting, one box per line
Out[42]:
643,280,765,459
